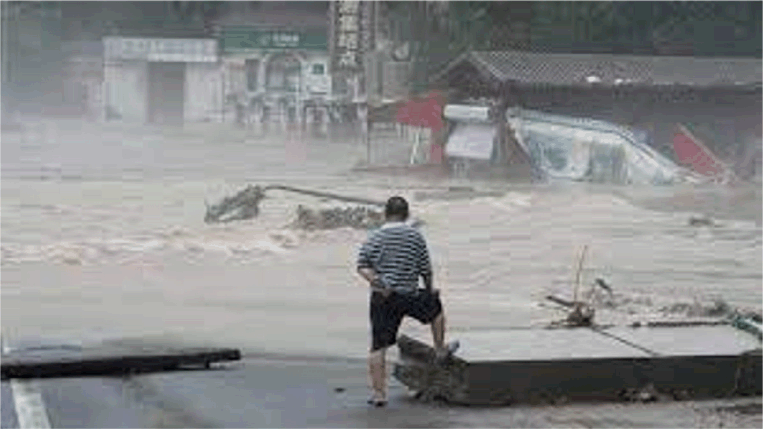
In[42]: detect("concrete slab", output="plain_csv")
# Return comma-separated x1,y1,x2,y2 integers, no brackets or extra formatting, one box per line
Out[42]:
394,324,763,405
456,328,652,362
599,325,761,357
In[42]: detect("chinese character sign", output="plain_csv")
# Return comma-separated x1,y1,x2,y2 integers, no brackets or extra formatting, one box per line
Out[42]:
331,0,373,74
272,32,300,48
103,37,217,62
359,1,375,57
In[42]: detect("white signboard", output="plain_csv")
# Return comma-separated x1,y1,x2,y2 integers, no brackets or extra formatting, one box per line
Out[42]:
443,105,491,122
446,123,497,161
307,76,330,94
104,37,217,62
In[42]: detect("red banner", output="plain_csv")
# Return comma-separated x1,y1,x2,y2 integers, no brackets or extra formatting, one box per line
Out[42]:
395,91,445,132
673,125,726,177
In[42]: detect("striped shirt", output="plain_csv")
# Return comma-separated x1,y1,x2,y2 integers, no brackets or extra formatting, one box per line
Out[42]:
357,222,432,293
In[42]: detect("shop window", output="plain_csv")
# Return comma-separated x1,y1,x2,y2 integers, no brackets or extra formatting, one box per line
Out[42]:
246,59,259,91
266,54,300,92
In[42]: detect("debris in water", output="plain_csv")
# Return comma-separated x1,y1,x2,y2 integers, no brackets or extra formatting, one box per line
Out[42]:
291,205,384,230
204,184,384,224
204,185,266,224
594,277,614,295
566,302,595,327
660,298,731,318
689,215,716,227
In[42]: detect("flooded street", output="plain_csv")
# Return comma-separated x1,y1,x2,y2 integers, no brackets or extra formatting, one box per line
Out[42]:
2,121,761,427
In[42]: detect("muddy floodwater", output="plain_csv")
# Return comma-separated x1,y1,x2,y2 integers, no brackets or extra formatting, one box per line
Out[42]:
1,120,761,427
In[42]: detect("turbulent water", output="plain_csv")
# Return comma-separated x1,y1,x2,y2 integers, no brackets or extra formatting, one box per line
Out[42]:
2,120,761,359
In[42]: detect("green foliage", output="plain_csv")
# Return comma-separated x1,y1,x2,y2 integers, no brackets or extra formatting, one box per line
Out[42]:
395,1,760,57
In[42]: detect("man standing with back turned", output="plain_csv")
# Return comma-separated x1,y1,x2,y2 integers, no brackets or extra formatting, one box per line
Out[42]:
357,196,459,406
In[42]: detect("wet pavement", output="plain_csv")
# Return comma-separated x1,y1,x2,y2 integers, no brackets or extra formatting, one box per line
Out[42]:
2,355,761,428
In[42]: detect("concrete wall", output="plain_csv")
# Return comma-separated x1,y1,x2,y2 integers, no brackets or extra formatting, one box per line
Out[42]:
103,61,147,123
184,62,223,122
104,60,225,124
62,55,103,119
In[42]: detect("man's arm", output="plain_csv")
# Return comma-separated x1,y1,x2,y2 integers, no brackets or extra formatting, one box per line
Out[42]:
421,270,433,292
358,267,378,284
357,239,385,292
418,233,434,292
358,267,389,294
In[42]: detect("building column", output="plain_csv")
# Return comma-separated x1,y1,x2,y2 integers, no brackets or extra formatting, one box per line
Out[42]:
258,53,270,131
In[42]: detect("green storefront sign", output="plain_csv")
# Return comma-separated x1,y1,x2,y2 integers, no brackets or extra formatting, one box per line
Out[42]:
221,28,328,52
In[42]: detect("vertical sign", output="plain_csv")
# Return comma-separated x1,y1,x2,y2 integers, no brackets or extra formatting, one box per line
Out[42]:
358,1,375,100
330,1,374,75
359,1,375,58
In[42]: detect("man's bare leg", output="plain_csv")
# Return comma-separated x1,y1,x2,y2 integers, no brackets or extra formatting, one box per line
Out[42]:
432,312,459,361
431,312,445,350
368,348,387,402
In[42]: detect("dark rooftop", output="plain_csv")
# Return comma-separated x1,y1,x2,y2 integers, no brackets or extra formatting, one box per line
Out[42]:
434,50,762,89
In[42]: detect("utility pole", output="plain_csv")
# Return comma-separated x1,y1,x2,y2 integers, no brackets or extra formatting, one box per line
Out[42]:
410,1,428,97
1,2,21,116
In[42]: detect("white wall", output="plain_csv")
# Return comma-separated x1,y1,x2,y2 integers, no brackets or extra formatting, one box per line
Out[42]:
184,62,223,122
103,61,147,123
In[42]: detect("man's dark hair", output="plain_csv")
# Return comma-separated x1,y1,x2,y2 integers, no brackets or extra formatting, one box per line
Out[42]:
384,196,409,221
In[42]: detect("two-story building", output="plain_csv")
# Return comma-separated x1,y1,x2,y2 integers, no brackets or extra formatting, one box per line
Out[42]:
213,1,333,135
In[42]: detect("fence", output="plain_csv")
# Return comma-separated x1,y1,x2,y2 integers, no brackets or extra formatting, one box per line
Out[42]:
364,121,433,167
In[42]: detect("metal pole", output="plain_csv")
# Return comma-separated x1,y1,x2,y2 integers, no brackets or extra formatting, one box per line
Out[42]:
363,101,370,164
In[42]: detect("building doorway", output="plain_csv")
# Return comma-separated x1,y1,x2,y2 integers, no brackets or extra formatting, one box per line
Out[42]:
148,62,186,124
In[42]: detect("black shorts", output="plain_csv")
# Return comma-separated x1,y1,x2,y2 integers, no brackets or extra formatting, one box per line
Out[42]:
369,289,443,352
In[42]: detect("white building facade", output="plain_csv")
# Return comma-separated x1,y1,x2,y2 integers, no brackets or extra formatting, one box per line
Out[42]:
102,36,223,124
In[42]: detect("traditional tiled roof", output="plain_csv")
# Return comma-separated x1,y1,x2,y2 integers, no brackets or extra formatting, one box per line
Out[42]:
434,50,762,88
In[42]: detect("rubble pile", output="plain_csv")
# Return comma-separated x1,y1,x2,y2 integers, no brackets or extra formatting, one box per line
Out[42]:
659,299,733,318
204,185,266,224
291,205,385,230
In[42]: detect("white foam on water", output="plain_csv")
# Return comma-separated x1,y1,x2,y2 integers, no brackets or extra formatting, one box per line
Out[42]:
1,229,294,265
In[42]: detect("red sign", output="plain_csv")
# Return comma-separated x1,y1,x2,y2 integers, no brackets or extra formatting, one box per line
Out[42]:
395,91,445,132
673,125,726,177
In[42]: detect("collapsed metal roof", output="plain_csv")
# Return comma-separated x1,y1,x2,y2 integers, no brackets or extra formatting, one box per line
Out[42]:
434,50,762,89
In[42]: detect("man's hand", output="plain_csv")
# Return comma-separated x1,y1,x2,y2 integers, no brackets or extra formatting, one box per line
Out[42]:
371,277,392,298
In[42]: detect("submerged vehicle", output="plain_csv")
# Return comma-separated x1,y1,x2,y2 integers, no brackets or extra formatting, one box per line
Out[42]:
506,107,683,185
442,105,695,185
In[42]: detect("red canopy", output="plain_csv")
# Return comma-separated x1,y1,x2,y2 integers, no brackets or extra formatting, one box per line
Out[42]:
395,91,445,132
